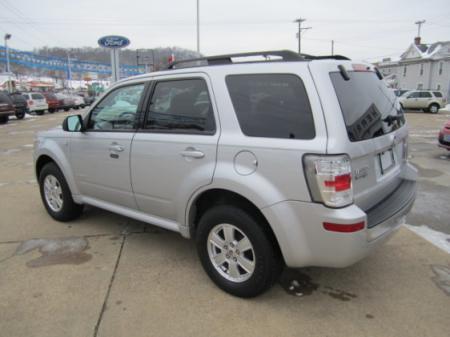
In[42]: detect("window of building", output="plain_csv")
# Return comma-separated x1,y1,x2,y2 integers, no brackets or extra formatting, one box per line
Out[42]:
439,62,443,75
420,64,424,76
436,84,441,91
226,74,315,140
403,66,407,77
417,83,423,90
145,78,215,134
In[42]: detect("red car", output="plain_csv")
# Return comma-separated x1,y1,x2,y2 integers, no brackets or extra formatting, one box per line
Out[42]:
438,120,450,151
42,92,60,113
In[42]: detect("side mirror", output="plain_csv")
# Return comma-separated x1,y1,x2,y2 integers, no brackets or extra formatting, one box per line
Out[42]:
62,115,84,132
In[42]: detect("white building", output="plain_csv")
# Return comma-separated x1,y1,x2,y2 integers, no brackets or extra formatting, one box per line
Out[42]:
376,37,450,98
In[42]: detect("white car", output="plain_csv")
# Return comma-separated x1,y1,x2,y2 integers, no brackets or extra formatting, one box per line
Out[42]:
22,92,48,115
399,90,447,113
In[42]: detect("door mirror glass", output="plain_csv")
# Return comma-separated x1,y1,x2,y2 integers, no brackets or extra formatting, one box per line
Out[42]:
63,115,84,132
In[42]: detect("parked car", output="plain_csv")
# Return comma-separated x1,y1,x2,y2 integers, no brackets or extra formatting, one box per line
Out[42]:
42,92,60,113
8,92,29,119
438,119,450,151
0,91,15,124
55,93,75,111
399,90,447,113
34,51,417,297
22,92,48,115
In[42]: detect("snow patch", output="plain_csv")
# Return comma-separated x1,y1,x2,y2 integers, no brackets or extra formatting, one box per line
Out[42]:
405,224,450,254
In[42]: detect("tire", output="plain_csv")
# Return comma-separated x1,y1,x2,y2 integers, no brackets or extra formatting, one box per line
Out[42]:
73,106,79,110
429,103,439,114
196,205,282,298
36,110,44,116
38,162,84,222
64,107,70,112
15,111,25,119
48,108,55,113
0,115,8,124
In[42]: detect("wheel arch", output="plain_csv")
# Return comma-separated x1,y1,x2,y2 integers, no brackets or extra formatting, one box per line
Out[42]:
187,188,283,261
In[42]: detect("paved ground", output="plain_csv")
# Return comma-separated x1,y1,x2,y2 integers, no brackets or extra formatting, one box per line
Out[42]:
0,110,449,337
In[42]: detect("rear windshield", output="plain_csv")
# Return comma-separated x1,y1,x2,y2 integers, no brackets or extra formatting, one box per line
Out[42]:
46,93,57,100
330,71,405,142
433,91,443,98
31,93,44,100
226,74,315,139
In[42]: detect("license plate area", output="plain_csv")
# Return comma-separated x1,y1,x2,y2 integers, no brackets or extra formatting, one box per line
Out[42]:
378,148,395,174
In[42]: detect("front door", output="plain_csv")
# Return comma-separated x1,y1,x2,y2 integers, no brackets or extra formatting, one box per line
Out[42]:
69,82,147,209
131,76,219,221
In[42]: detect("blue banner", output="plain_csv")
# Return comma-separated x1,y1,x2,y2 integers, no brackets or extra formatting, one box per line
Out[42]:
0,46,144,77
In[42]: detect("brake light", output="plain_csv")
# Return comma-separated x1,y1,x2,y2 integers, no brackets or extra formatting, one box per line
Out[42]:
28,100,33,106
303,155,353,208
352,63,371,72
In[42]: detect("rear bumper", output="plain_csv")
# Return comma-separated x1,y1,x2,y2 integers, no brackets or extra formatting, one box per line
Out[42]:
261,163,417,268
0,109,15,117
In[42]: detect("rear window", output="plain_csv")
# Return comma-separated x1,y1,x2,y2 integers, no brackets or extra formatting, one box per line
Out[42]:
0,93,12,104
31,93,44,100
433,91,443,98
45,93,57,100
330,71,405,142
226,74,315,139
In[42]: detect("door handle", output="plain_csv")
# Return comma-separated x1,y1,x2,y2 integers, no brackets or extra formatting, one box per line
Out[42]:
180,148,205,159
109,143,125,152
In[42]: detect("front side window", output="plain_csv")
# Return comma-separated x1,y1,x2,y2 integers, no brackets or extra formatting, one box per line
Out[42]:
226,74,315,139
145,78,215,133
88,83,145,131
31,93,44,100
408,91,420,98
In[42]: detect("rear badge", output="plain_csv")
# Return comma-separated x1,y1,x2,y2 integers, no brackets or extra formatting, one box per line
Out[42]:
354,166,369,180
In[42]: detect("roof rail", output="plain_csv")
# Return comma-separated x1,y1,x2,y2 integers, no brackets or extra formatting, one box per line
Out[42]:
166,50,350,69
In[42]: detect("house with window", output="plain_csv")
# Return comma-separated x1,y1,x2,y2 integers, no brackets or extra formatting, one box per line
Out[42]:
375,37,450,98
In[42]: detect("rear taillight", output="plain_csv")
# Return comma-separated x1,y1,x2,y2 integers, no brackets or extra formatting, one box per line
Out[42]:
28,100,33,106
303,155,353,208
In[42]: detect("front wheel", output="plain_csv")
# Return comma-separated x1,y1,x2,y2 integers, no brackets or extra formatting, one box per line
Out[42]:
0,115,9,124
15,111,25,119
429,103,439,114
35,110,44,115
39,162,84,221
196,205,282,298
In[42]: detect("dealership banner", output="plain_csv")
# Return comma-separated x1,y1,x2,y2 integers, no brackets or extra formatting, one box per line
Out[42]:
0,46,144,77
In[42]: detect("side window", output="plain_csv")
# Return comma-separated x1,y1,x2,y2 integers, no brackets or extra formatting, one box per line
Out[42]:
88,83,145,131
433,91,443,98
408,92,420,98
420,92,432,98
226,74,315,139
145,78,215,133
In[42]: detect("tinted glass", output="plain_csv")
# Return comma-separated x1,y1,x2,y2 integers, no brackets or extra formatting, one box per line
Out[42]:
31,93,44,100
226,74,315,139
433,91,443,98
0,93,12,104
88,84,145,130
408,92,420,98
146,79,215,133
420,92,432,98
45,93,58,100
330,71,404,142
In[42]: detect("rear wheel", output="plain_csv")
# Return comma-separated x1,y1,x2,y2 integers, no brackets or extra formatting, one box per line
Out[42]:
196,205,282,298
15,111,25,119
64,107,70,112
38,162,84,221
36,110,44,115
429,103,439,114
48,108,55,113
0,115,9,124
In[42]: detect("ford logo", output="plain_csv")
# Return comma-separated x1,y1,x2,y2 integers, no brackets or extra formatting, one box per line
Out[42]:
98,35,130,49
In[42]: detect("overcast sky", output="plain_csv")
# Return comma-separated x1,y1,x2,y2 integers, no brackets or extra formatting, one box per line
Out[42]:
1,0,449,62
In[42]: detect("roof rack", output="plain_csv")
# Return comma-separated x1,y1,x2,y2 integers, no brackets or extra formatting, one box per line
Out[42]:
166,50,350,69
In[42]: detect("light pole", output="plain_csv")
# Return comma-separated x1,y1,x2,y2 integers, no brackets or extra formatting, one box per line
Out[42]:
293,18,311,55
196,0,200,53
4,33,12,92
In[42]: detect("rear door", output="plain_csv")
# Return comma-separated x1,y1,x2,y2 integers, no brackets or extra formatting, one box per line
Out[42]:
130,74,219,222
419,91,432,108
309,61,408,211
403,91,420,108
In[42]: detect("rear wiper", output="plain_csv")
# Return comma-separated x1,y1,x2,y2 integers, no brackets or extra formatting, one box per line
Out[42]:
383,114,403,126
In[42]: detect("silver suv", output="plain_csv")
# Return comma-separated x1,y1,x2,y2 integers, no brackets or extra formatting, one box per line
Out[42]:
34,51,417,297
399,90,447,113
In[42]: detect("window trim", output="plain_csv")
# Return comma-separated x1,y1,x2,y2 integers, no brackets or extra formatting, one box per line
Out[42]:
225,72,316,140
139,76,217,136
84,81,150,133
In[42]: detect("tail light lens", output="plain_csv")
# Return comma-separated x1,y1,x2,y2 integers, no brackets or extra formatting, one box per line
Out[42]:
303,155,353,208
28,100,33,106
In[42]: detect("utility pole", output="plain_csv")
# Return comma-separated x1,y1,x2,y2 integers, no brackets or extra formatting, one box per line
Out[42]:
136,49,140,67
331,40,334,56
196,0,200,53
4,33,12,92
67,51,72,90
415,20,426,38
294,18,311,55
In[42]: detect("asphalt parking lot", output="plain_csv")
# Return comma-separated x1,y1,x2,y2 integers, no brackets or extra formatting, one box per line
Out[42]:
0,110,449,337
